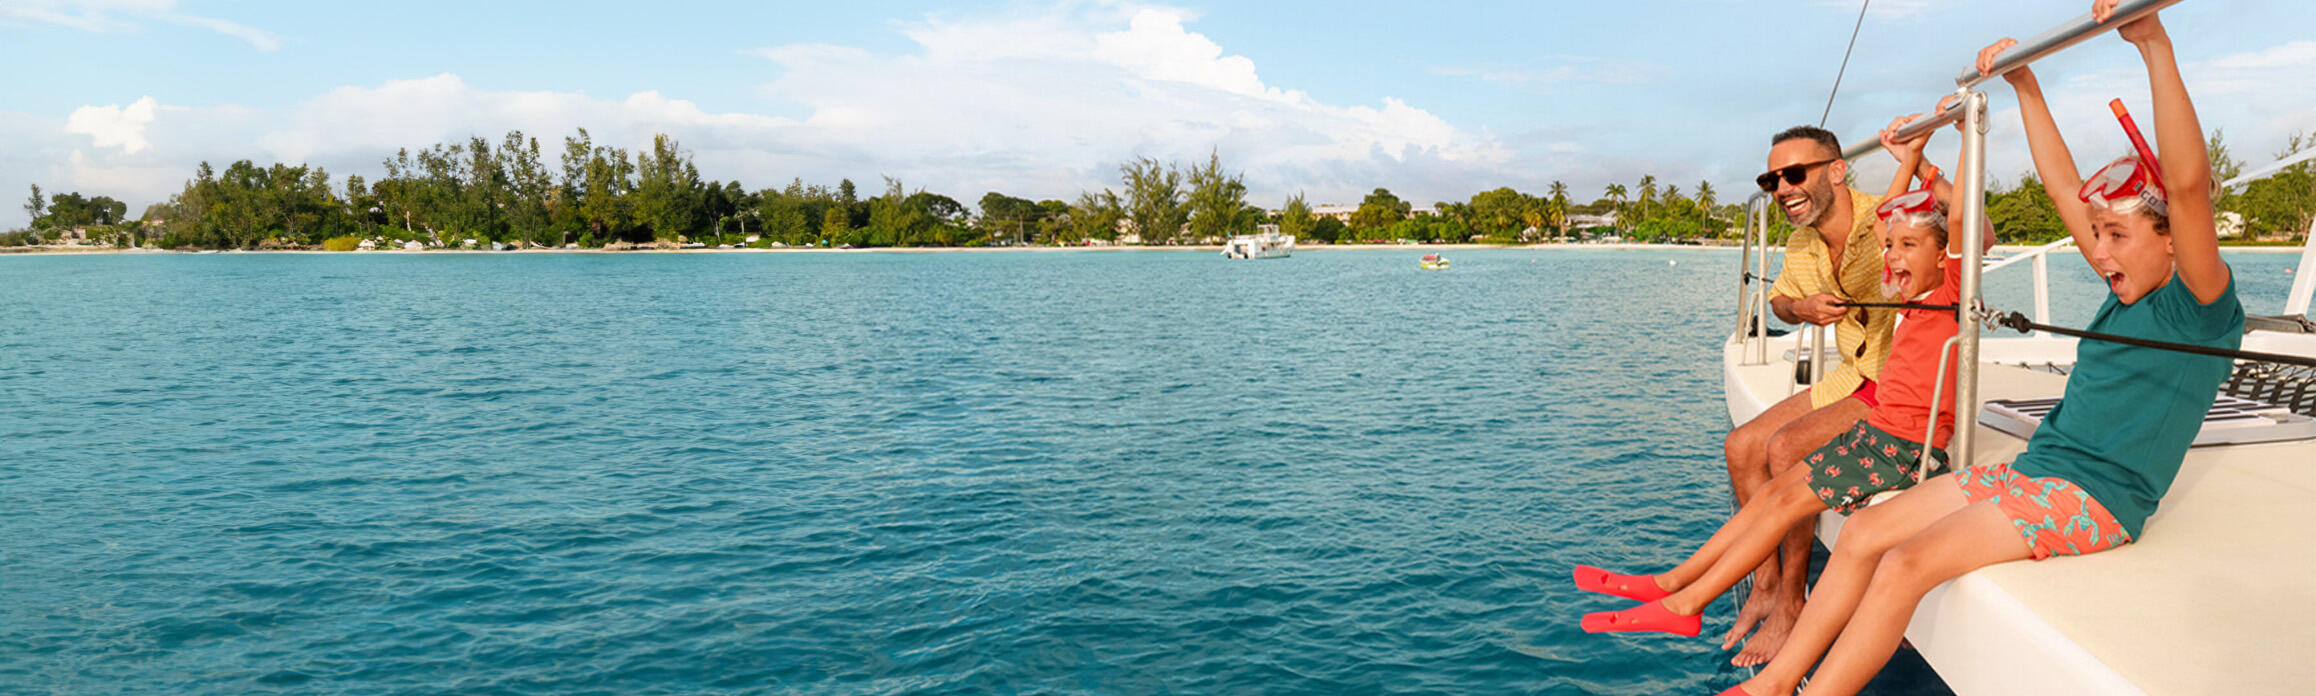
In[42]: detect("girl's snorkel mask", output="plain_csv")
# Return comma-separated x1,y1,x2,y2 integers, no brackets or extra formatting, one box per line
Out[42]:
2079,99,2169,218
1873,188,1943,298
1875,188,1945,232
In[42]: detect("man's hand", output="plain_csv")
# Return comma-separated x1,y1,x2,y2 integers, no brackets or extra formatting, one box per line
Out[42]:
1775,293,1852,326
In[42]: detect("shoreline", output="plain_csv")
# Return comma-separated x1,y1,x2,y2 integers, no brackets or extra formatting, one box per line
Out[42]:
2,242,2306,256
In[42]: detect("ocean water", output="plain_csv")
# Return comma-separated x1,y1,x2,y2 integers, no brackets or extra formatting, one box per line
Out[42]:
1,248,2300,695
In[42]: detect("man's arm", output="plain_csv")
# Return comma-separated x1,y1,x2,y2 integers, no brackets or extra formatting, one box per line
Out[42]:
1771,291,1847,325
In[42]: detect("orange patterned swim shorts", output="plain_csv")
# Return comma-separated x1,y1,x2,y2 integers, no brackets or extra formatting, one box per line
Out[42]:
1955,461,2132,560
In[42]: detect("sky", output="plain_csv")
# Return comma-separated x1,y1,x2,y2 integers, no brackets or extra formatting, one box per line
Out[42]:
3,0,2312,229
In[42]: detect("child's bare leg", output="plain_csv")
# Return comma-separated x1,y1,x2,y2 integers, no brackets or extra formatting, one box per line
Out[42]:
1655,463,1818,593
1796,499,2029,696
1659,468,1825,615
1739,475,1969,696
1726,400,1867,652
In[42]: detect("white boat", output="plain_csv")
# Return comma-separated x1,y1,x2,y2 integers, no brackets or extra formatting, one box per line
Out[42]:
1222,230,1293,259
1723,2,2315,692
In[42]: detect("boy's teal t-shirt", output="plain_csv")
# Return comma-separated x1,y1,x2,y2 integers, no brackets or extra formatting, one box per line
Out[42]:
2009,270,2243,538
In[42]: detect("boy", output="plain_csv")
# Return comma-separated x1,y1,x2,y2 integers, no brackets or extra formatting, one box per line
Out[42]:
1573,117,1972,641
1725,6,2243,695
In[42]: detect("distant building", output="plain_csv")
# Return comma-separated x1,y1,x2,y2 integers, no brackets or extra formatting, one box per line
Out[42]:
1311,205,1358,223
1565,211,1620,230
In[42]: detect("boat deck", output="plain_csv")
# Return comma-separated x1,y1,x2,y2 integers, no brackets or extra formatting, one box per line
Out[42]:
1723,335,2316,695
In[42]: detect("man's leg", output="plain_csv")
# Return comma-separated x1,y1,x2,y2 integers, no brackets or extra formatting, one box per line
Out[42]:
1730,397,1870,665
1716,389,1822,650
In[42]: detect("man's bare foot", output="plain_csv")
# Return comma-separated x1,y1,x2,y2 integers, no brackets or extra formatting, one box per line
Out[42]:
1731,597,1805,667
1719,582,1776,651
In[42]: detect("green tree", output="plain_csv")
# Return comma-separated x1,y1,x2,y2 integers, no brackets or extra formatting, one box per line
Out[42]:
820,205,848,245
2239,129,2315,240
1069,189,1123,243
1637,175,1659,224
23,184,43,229
1603,183,1629,230
1119,156,1185,244
1466,187,1526,238
1278,193,1314,241
1695,180,1719,235
1547,181,1570,236
632,133,701,242
1184,150,1251,241
1348,187,1409,234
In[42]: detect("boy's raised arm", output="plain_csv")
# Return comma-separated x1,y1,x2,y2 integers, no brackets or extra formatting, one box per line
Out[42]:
1980,40,2096,264
2114,11,2229,302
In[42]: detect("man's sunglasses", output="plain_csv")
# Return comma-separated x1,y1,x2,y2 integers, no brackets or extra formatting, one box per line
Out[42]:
1755,158,1839,192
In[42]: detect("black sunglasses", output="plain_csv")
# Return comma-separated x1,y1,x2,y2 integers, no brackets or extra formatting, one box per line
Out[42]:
1755,158,1839,192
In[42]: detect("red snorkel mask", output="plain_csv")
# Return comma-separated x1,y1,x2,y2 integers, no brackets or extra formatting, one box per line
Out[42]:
2079,155,2169,217
1875,188,1944,230
2079,99,2169,218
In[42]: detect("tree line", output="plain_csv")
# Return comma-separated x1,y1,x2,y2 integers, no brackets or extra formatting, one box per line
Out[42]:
6,128,2310,249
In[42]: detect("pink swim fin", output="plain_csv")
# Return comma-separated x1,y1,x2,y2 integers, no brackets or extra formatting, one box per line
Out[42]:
1581,600,1702,637
1572,564,1670,602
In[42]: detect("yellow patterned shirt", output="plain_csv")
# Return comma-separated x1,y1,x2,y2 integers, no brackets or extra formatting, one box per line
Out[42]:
1769,187,1895,408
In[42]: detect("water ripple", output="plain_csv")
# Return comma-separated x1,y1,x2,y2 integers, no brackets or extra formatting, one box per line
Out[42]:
8,250,2292,695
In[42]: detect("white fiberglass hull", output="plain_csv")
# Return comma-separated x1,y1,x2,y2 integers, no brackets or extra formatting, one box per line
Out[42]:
1721,331,2316,695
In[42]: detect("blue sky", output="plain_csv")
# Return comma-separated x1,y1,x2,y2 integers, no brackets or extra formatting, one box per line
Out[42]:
4,0,2312,229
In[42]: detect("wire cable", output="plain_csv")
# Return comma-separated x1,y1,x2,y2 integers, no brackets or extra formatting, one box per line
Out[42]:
1820,0,1873,128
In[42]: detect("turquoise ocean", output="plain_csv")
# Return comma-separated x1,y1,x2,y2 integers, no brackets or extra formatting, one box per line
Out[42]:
2,248,2300,694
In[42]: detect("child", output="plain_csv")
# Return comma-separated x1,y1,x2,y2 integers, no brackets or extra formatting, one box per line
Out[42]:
1724,5,2243,695
1572,116,1972,645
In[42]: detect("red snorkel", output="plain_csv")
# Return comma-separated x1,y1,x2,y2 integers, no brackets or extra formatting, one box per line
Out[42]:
2109,99,2167,194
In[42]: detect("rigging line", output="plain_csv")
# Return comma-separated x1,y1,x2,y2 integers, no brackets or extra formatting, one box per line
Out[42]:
1820,0,1873,128
1992,312,2316,368
1833,301,1958,312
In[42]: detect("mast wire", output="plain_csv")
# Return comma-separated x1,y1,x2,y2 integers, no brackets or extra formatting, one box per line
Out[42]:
1820,0,1873,128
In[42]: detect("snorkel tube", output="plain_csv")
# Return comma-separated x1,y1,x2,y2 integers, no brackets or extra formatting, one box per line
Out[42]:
2109,99,2167,194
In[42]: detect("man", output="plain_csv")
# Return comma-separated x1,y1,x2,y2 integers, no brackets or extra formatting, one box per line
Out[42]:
1720,125,1894,667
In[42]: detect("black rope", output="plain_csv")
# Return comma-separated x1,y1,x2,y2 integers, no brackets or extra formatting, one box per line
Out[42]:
1992,311,2316,368
1820,0,1873,128
1833,300,1959,312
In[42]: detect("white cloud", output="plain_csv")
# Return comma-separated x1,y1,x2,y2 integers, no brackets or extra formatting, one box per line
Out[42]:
0,0,278,51
64,96,160,154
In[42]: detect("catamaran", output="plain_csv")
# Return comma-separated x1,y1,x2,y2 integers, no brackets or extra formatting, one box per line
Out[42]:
1722,1,2316,693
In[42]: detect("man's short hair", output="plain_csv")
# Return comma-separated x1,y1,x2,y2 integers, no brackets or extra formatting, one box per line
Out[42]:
1772,125,1842,158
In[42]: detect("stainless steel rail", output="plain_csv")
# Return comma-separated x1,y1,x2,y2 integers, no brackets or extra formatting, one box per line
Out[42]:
1952,90,1991,467
1834,0,2186,161
1954,0,2186,89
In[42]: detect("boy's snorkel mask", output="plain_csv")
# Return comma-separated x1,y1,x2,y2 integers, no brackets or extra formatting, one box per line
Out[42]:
2079,99,2169,218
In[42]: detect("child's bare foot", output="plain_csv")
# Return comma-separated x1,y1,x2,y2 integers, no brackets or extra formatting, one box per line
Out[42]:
1718,581,1776,650
1731,597,1805,667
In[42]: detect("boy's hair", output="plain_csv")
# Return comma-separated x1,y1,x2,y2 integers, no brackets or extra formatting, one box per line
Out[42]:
1772,125,1842,157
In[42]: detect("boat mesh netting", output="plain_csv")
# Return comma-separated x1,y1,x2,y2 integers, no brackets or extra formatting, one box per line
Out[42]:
2222,362,2316,418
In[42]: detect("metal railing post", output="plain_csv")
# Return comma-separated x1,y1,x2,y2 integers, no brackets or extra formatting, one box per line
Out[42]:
1953,90,1990,468
2032,252,2051,337
1812,323,1829,383
1739,194,1761,344
1756,199,1772,365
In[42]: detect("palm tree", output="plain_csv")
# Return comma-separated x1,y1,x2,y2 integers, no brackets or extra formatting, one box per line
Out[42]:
1637,175,1659,226
1604,183,1628,231
1695,180,1718,235
1548,181,1570,236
